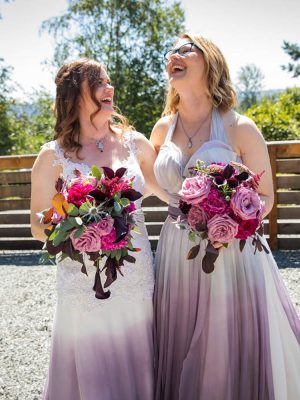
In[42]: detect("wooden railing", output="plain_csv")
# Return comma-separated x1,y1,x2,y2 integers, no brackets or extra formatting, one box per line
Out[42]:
0,141,299,250
267,140,300,249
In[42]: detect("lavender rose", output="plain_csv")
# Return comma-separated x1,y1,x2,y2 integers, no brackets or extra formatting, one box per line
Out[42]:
180,174,211,205
97,216,114,236
207,214,239,244
70,223,102,252
231,187,262,220
187,204,208,230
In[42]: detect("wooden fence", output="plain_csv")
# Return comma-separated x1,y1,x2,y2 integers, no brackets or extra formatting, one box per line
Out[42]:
0,141,299,251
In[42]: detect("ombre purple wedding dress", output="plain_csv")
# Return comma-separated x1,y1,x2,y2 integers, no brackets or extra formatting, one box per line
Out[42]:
42,133,154,400
153,108,300,400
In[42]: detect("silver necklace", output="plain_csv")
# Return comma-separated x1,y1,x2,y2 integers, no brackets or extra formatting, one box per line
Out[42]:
179,112,212,149
96,134,109,152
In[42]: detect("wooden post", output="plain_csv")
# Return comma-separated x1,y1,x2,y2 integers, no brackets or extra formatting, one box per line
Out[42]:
268,144,278,250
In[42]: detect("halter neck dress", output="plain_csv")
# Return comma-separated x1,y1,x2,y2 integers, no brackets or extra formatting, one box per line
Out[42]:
153,108,300,400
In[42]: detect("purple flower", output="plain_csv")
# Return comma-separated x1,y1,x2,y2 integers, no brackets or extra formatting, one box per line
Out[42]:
187,204,209,230
70,223,102,252
97,216,114,236
179,174,211,205
207,214,239,243
231,187,262,220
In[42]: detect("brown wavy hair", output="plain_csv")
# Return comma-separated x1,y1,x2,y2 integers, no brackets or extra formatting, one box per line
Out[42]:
163,33,237,115
54,58,131,156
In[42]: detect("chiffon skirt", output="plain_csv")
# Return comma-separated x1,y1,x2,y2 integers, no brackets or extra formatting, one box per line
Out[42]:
43,299,154,400
154,216,300,400
43,228,155,400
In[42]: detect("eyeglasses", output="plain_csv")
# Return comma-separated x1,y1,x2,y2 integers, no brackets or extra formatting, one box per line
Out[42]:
164,42,202,62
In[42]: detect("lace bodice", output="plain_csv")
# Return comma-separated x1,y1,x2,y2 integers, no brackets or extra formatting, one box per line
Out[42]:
42,132,154,312
43,131,145,209
154,108,240,207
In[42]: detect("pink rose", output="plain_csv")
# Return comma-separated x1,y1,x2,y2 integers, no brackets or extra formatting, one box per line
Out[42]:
101,227,128,251
97,216,114,236
231,187,262,220
70,176,98,187
236,218,260,240
202,189,229,217
187,204,208,230
207,163,226,174
70,223,101,252
180,174,211,205
207,214,239,243
67,183,95,207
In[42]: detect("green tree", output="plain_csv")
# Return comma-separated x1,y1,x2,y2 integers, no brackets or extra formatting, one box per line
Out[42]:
0,60,55,155
0,57,15,155
281,40,300,78
0,1,54,155
245,88,300,141
42,0,185,136
236,64,265,111
8,89,55,154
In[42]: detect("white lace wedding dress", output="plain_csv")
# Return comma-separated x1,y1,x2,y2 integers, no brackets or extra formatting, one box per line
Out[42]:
42,132,154,400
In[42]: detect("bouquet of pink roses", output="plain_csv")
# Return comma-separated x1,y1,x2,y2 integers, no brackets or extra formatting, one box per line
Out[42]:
178,160,269,273
39,165,142,299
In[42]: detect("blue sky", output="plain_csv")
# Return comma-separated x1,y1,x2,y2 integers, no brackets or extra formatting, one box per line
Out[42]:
0,0,299,98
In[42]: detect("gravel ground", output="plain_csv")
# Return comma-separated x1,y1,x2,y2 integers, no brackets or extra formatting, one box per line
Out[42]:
0,251,299,400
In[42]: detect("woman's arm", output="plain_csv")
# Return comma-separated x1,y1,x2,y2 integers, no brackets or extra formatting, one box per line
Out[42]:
134,132,169,203
234,115,274,217
149,116,170,154
30,148,62,241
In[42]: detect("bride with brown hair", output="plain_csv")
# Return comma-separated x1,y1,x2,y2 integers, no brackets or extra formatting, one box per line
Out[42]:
31,58,167,400
151,33,300,400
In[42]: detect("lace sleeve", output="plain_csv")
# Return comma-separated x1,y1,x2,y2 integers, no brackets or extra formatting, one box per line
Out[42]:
41,140,69,169
122,131,142,159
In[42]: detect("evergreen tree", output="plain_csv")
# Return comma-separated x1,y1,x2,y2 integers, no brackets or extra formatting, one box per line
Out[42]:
281,40,300,78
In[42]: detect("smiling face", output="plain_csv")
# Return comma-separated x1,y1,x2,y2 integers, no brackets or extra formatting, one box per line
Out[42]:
78,67,115,126
162,34,237,116
166,38,206,92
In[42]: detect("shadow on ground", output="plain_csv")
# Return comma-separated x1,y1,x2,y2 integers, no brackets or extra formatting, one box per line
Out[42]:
0,250,299,268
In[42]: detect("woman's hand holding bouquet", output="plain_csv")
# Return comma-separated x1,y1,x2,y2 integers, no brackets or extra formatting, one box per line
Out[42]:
178,161,269,273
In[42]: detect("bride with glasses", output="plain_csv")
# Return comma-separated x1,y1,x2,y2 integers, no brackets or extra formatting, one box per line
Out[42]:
151,33,300,400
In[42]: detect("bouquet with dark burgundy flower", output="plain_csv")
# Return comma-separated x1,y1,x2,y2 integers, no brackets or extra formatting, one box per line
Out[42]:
39,165,142,299
178,160,269,273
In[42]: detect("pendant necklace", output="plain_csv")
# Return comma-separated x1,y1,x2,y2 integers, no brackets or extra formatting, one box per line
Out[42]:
179,111,212,149
96,134,109,152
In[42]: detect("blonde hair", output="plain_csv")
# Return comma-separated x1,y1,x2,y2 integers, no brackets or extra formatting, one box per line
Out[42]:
54,58,131,157
163,33,237,115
